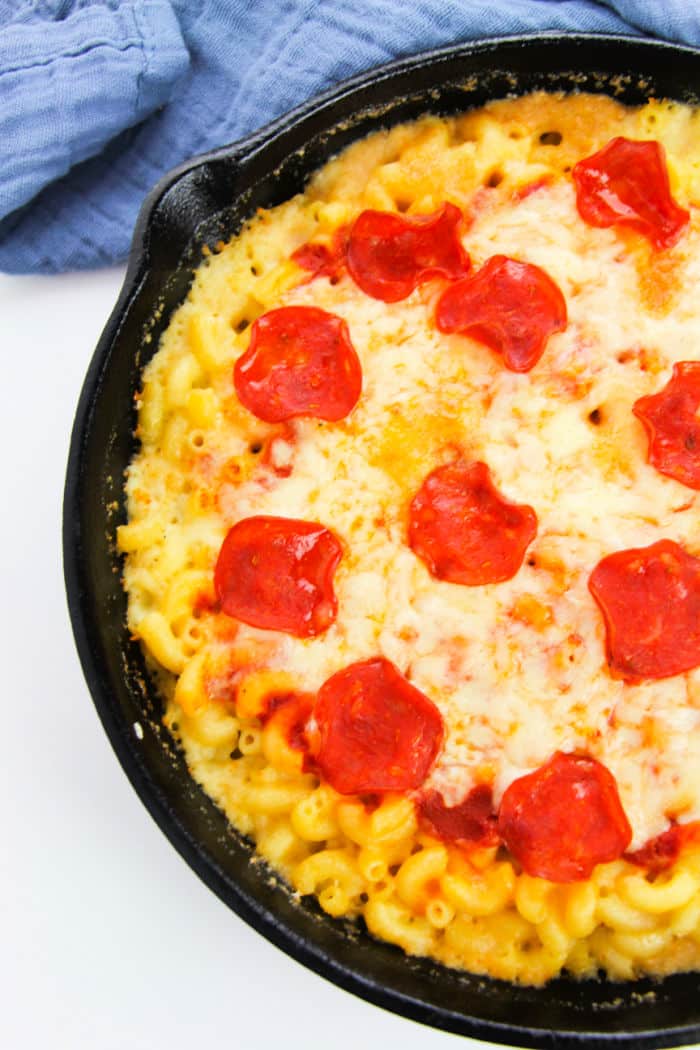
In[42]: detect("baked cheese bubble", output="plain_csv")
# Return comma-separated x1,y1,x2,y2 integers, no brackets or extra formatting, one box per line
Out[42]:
119,92,700,986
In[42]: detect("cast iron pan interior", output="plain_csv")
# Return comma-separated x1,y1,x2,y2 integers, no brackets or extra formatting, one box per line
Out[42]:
64,34,700,1049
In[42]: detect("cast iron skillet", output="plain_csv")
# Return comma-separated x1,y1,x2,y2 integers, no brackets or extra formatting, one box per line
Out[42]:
64,34,700,1050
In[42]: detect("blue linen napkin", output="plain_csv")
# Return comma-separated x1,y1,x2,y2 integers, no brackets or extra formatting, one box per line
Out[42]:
1,0,699,275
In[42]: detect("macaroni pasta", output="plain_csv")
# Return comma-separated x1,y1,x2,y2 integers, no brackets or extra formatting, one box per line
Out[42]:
120,91,700,985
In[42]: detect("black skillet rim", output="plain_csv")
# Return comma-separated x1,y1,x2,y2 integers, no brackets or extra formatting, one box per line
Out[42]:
64,33,700,1050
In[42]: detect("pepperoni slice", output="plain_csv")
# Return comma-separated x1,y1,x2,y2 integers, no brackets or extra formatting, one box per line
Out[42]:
498,752,632,882
292,227,347,284
588,539,700,681
435,255,567,372
313,657,444,794
233,306,362,422
214,516,342,637
633,362,700,490
408,460,537,586
626,821,700,874
292,243,339,282
572,137,689,250
418,784,500,849
346,203,470,302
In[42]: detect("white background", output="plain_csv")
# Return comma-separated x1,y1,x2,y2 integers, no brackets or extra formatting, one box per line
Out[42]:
1,268,696,1050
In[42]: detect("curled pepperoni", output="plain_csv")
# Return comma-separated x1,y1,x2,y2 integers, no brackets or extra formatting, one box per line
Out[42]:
418,784,500,849
435,255,567,372
498,752,632,882
214,516,342,637
633,362,700,490
572,137,689,250
626,822,700,874
292,243,336,277
346,203,470,302
313,657,444,794
588,539,700,681
233,306,361,422
408,460,537,586
292,227,347,284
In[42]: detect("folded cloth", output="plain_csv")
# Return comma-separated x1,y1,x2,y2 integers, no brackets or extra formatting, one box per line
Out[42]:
0,1,188,222
0,0,698,275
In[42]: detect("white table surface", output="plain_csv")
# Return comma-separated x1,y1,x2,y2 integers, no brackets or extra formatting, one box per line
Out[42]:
0,267,695,1050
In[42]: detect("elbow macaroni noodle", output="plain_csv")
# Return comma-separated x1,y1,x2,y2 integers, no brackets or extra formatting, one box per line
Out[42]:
120,91,700,985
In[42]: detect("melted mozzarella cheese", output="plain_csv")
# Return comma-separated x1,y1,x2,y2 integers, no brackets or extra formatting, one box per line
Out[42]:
184,185,700,849
125,94,700,854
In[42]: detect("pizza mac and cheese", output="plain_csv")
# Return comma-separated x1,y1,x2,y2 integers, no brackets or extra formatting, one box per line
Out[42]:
119,91,700,985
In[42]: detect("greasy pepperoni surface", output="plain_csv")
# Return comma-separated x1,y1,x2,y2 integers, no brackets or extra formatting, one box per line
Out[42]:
418,784,500,849
346,203,470,302
214,516,342,637
435,255,567,372
588,539,700,681
626,822,700,874
633,362,700,489
572,137,689,250
233,306,361,422
313,657,444,794
498,752,632,882
408,460,537,585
